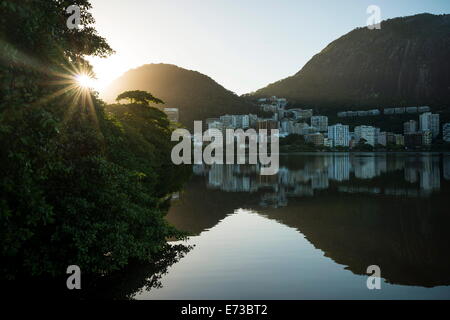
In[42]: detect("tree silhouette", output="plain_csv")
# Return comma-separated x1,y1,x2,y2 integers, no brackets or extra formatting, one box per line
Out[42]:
116,90,164,106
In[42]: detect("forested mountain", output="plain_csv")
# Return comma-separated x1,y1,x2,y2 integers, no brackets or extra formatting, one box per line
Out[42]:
104,64,257,128
250,14,450,109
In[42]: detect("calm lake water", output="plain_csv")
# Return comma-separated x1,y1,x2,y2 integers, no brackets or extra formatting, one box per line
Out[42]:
135,153,450,300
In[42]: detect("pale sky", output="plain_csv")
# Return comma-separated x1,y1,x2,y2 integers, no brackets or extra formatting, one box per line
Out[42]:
88,0,450,96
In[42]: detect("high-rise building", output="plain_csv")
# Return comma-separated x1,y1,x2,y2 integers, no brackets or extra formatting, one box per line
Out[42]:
403,120,417,134
419,112,431,131
419,112,440,138
310,116,328,132
443,123,450,142
354,125,377,146
430,114,440,138
328,124,350,147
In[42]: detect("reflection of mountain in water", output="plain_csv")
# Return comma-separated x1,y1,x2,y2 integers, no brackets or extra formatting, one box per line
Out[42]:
259,194,450,287
166,175,264,234
167,153,450,287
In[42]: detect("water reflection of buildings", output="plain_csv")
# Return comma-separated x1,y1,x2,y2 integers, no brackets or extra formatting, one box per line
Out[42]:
445,155,450,180
193,154,447,207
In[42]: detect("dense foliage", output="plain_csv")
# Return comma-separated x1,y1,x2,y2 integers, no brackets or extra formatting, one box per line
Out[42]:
279,134,326,152
0,0,189,280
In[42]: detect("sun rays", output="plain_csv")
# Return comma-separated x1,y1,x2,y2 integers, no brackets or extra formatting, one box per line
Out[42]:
75,74,96,89
31,60,101,127
1,37,100,132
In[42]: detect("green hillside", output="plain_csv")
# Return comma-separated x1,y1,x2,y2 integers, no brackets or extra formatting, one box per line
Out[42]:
250,14,450,110
104,63,257,128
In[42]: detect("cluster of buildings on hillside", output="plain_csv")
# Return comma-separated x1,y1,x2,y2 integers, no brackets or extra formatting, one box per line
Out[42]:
204,96,288,134
328,111,450,148
337,106,431,118
202,97,450,149
164,97,450,149
328,111,443,148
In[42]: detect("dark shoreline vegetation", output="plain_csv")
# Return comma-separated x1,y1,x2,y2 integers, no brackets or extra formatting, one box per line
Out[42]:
0,0,191,287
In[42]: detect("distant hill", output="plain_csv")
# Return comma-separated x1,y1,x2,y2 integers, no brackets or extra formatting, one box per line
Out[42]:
103,63,256,128
250,14,450,109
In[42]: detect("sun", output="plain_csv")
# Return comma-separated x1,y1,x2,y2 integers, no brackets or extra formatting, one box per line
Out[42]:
76,74,95,89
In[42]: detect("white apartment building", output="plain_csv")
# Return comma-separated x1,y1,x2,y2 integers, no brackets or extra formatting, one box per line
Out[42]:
219,114,250,129
234,115,249,129
354,125,377,146
419,112,440,138
310,116,328,132
328,124,350,147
